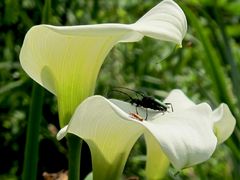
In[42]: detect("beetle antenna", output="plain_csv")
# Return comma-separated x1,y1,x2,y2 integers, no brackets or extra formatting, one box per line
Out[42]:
109,89,134,101
112,87,145,97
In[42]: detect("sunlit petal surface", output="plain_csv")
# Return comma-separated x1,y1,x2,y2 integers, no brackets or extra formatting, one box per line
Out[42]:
163,89,195,112
211,103,236,144
132,0,187,46
20,0,187,126
58,96,145,179
57,90,235,178
147,103,217,170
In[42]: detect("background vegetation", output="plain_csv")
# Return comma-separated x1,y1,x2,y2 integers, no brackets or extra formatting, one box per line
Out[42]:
0,0,239,179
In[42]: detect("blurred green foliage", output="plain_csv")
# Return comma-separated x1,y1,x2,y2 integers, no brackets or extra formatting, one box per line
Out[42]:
0,0,239,179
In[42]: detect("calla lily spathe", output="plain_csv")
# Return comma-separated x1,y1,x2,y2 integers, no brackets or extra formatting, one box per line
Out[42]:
19,0,187,127
57,89,236,179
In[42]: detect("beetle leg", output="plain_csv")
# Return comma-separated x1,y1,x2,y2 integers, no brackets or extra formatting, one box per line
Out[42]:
145,108,148,120
165,103,173,112
135,106,139,114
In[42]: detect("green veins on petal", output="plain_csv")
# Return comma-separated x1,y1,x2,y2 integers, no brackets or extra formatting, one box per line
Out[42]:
19,0,187,127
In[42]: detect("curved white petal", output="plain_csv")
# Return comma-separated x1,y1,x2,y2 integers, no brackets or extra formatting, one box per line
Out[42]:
20,25,117,126
20,0,186,126
57,96,171,179
163,89,195,112
43,24,143,43
58,95,145,179
110,100,170,179
146,103,217,170
57,125,68,141
144,132,169,179
57,91,233,177
132,0,187,46
20,0,187,94
43,0,187,45
211,103,236,144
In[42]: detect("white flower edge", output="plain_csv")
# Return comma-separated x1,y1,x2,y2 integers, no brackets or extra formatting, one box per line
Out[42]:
44,0,187,45
58,95,146,179
211,103,236,144
19,0,187,127
57,89,235,176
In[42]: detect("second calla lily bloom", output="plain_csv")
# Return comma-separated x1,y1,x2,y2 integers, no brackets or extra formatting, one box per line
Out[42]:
19,0,187,127
57,89,236,179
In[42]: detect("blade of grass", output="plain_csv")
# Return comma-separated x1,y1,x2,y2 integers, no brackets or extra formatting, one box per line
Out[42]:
213,6,240,107
199,5,240,110
22,82,44,180
182,5,240,126
181,4,240,167
0,79,25,94
22,1,52,179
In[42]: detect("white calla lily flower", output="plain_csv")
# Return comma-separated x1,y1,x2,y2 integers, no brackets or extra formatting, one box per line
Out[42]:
57,89,236,179
19,0,187,127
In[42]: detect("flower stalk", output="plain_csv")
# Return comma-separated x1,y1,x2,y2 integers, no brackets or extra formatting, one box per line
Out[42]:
67,134,82,180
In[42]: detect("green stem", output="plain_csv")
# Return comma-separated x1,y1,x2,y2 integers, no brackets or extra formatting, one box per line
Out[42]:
22,82,44,180
67,134,83,180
